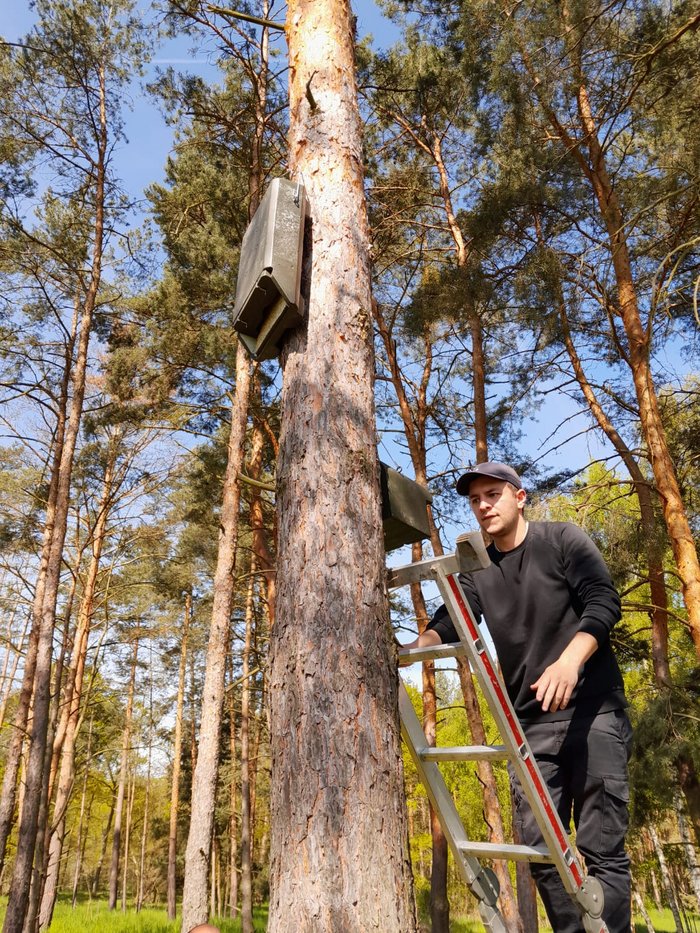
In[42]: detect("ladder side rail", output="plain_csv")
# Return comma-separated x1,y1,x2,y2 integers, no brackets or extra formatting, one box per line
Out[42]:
397,682,507,933
434,567,586,898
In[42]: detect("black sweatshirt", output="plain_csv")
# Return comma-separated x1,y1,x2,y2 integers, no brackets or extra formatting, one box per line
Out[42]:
426,521,626,723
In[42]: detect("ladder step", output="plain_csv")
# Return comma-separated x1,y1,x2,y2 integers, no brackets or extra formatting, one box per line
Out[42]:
419,745,509,762
458,840,553,864
398,643,466,663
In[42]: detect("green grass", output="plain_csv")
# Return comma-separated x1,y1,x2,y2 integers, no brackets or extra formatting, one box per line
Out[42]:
0,899,695,932
0,899,268,933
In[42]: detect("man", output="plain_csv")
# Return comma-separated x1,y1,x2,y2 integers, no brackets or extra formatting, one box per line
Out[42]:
405,462,632,932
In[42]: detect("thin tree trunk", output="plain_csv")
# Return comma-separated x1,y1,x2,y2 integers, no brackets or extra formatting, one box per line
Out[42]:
91,800,114,897
632,882,655,932
121,770,136,912
649,824,683,932
248,389,276,628
108,639,138,910
675,791,700,907
70,716,94,908
240,563,256,933
137,651,154,912
180,345,252,933
167,594,190,921
228,687,239,919
268,5,416,930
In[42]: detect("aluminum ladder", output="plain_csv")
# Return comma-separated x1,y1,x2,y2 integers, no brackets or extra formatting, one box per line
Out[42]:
390,532,608,933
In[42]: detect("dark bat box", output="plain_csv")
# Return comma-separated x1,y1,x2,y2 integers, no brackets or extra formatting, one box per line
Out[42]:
233,177,307,360
380,462,433,552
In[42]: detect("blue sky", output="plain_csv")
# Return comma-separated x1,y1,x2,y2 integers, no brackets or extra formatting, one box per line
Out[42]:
0,0,623,489
0,1,400,215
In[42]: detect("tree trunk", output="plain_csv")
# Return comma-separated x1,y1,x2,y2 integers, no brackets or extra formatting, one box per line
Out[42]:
649,824,683,932
632,881,655,932
240,563,256,933
248,388,277,627
70,717,94,908
91,800,114,897
552,271,673,687
228,686,239,919
180,345,252,933
121,770,136,911
167,594,191,921
267,4,416,931
136,653,154,912
675,790,700,907
108,639,138,910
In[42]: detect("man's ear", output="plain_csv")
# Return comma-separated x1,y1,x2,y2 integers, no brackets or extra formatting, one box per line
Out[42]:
516,488,527,510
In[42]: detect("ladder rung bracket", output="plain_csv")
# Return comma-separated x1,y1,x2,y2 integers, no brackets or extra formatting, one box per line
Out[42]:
398,643,467,664
419,745,509,762
388,554,460,589
458,840,554,864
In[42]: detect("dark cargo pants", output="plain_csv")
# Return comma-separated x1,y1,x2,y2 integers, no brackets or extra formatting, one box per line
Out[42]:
510,709,633,933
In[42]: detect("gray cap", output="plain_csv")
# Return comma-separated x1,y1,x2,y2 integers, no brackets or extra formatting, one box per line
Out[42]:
456,461,523,496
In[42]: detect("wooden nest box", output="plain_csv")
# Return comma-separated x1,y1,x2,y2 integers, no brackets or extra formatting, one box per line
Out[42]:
232,177,307,360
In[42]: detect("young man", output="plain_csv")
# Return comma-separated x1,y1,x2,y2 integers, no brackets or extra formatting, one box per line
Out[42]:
406,462,632,932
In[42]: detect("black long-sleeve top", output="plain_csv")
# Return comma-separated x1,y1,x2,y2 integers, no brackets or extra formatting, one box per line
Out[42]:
426,521,626,723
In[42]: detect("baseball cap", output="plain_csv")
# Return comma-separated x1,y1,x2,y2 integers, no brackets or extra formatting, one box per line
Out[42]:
456,461,523,496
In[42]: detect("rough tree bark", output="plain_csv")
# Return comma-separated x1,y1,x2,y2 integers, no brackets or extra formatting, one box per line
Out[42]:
267,4,416,930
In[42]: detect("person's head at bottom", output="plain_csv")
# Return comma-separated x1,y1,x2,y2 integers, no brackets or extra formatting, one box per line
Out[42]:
187,925,220,933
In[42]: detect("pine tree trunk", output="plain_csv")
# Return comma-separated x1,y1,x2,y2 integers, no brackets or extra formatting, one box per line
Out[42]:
180,346,252,933
649,824,683,932
136,655,154,912
240,564,256,933
121,771,136,911
228,689,239,919
70,717,94,908
167,594,191,921
632,881,655,932
551,272,673,687
675,791,700,907
268,5,416,930
108,640,138,911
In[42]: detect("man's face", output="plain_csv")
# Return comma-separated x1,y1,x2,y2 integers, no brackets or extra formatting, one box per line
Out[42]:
467,476,525,539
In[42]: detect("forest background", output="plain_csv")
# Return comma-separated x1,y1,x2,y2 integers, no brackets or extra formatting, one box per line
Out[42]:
0,0,698,931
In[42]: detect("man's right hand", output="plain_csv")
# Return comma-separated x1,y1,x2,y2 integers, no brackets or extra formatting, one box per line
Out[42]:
398,630,443,666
